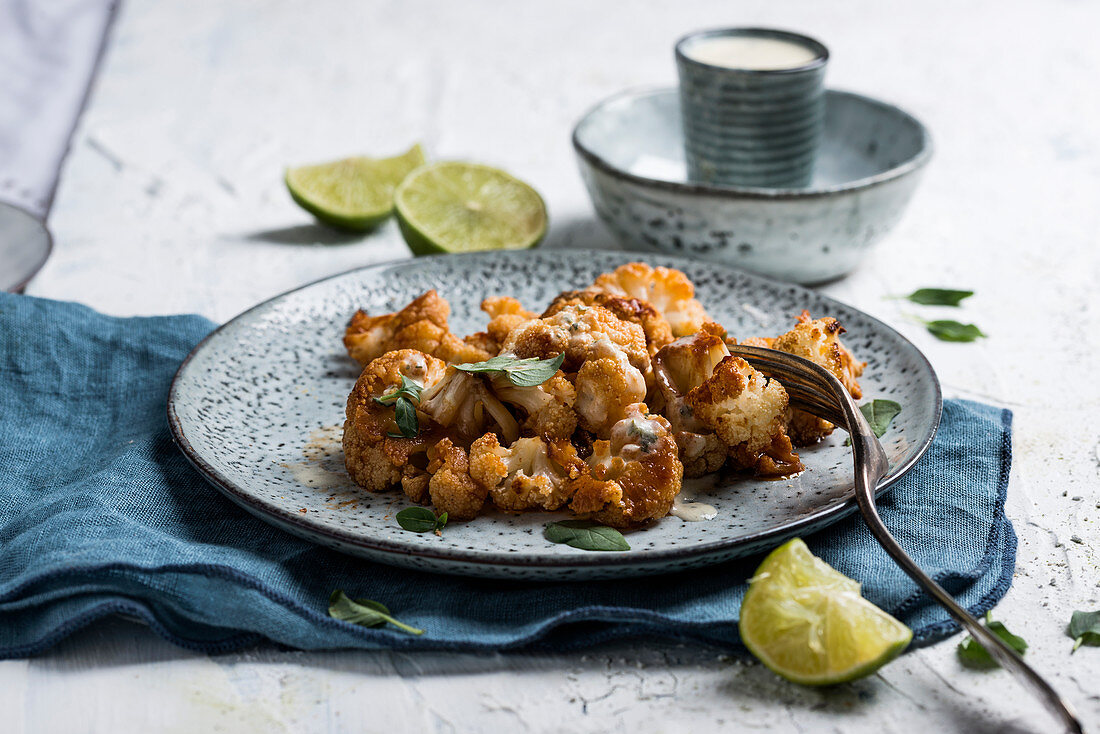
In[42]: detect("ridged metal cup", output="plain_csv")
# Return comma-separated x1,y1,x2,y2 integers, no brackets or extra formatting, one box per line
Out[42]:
676,28,828,188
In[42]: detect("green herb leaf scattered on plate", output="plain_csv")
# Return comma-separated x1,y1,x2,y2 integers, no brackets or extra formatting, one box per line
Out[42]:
544,520,630,552
1068,610,1100,652
861,399,902,438
328,590,424,635
923,319,987,343
845,399,902,445
455,353,565,387
901,288,974,307
396,507,447,533
956,611,1028,668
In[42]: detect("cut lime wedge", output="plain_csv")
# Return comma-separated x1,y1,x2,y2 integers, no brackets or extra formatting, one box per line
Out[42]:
285,144,426,231
393,161,547,256
739,538,912,686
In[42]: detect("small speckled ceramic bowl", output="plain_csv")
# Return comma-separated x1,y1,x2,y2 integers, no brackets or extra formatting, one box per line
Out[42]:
572,87,931,284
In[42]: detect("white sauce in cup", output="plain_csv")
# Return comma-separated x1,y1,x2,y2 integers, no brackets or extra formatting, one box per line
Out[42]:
685,36,819,70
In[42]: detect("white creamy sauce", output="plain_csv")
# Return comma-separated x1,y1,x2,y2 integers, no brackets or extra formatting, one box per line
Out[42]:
671,496,718,522
671,474,721,522
686,36,818,71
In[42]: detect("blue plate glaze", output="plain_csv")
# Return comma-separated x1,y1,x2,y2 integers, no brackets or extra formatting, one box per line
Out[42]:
168,251,941,580
573,88,932,284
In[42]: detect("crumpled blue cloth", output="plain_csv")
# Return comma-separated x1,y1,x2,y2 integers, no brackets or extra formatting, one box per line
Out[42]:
0,292,1016,657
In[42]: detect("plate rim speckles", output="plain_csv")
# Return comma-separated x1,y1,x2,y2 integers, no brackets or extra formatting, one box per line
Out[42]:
167,250,941,580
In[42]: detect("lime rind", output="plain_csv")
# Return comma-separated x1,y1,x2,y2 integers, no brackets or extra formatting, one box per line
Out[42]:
393,161,547,256
285,144,426,232
739,538,913,686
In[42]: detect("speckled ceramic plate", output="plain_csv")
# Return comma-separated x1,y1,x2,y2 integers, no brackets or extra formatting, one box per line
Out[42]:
168,251,940,580
0,202,53,293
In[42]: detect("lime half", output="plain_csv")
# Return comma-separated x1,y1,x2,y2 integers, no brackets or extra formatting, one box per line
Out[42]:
739,538,912,686
394,161,547,256
285,144,426,231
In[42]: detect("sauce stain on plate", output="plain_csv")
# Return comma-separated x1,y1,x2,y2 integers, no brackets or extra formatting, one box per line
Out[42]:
281,424,351,492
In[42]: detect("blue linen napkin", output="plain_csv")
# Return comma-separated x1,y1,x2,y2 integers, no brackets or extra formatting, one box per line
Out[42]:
0,292,1016,657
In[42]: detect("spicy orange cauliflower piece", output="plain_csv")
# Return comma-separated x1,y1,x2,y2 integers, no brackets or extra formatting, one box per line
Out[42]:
344,290,492,366
488,371,578,440
419,367,521,446
500,304,649,373
479,296,538,352
773,311,864,397
569,404,684,528
686,356,801,476
426,438,488,520
674,431,727,477
469,434,586,511
343,349,447,494
654,330,802,477
586,262,710,337
574,352,648,437
652,324,733,476
767,311,866,445
543,290,674,357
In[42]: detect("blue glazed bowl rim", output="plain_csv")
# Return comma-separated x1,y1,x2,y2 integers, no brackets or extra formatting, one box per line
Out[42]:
571,86,933,200
675,27,829,74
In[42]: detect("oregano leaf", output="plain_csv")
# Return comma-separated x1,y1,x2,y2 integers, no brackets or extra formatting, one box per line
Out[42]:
455,353,565,387
903,288,974,307
544,520,630,552
396,507,441,533
374,375,423,406
328,590,424,635
956,612,1027,668
1068,610,1100,653
860,399,902,438
386,396,419,438
924,319,986,343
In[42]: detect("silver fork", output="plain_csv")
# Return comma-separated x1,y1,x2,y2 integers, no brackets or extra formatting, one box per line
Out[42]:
728,345,1084,734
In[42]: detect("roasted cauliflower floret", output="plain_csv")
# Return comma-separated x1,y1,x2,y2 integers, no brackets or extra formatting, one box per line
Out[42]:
500,304,649,373
773,311,864,397
489,371,578,440
543,290,674,357
469,434,585,511
343,349,447,493
419,367,520,446
674,430,727,477
426,438,487,520
481,296,537,350
569,404,684,527
687,356,802,476
653,331,802,477
574,352,647,437
586,262,710,337
654,323,731,400
344,290,492,366
652,325,732,476
768,311,866,445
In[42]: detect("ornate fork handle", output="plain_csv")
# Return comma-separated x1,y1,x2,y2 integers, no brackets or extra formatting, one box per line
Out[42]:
730,346,1083,734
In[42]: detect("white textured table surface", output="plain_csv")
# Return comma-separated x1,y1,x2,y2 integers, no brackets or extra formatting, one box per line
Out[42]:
8,0,1100,731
